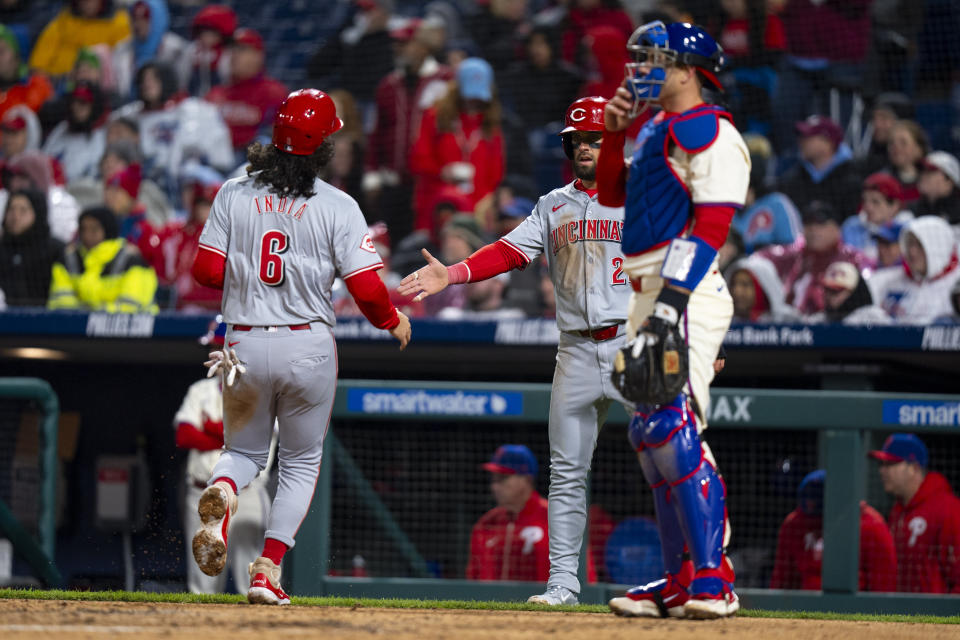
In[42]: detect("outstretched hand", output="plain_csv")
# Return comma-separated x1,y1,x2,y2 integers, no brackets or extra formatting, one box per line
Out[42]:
205,347,246,386
397,248,449,302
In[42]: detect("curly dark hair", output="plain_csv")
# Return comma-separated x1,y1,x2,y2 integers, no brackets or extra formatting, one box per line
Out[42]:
245,140,335,198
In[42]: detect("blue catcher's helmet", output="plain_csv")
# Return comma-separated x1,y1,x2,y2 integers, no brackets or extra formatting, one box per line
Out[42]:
625,21,726,114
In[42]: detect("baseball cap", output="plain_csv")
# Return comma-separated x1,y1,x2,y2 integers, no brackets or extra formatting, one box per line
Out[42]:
801,200,841,225
106,164,142,199
822,261,859,292
797,469,825,517
862,172,902,202
499,197,535,220
795,115,844,148
872,92,914,120
870,220,904,244
457,57,494,102
1,115,26,132
869,433,928,467
389,17,422,41
482,444,538,477
232,28,264,51
921,151,960,188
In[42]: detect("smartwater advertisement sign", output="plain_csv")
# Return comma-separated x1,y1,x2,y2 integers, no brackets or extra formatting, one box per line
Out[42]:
882,401,960,427
347,388,524,417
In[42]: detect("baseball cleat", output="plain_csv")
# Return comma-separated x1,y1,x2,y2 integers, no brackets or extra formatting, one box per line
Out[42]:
682,569,740,619
247,557,291,605
527,585,579,606
191,482,237,577
609,572,689,618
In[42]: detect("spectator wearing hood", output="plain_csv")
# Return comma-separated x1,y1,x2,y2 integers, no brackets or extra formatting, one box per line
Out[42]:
104,163,160,265
48,205,158,312
29,0,131,79
409,58,505,234
841,172,914,262
770,469,896,592
913,151,960,226
806,261,892,325
115,61,233,194
759,201,872,315
0,24,52,121
726,254,798,323
365,17,452,244
869,433,960,593
868,216,960,325
113,0,186,99
154,181,221,311
560,0,634,65
0,151,81,243
205,28,287,156
42,81,108,183
777,115,864,220
307,0,396,106
0,189,64,306
175,4,235,96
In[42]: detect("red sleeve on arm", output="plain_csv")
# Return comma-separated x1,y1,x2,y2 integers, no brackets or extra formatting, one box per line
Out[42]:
691,204,737,250
597,129,628,207
175,422,223,451
448,241,528,284
344,269,400,330
192,245,226,290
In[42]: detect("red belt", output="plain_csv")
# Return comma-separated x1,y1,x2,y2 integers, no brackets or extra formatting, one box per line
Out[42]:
232,324,311,331
577,324,622,341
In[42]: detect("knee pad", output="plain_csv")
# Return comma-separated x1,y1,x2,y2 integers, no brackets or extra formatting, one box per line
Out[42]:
643,395,702,483
627,405,654,452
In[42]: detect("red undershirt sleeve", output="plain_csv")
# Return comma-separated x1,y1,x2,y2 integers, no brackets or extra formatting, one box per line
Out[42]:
691,204,737,250
192,245,226,289
446,240,528,284
344,269,400,330
175,422,223,451
597,129,628,207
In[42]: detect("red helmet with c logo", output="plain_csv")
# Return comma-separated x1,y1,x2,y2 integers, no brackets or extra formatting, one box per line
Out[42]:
271,89,344,156
560,96,607,135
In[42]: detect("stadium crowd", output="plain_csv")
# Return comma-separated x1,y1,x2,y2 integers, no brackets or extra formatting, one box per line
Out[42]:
0,0,958,325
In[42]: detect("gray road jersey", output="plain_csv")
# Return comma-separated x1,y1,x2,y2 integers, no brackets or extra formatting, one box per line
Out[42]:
501,182,630,332
198,174,383,325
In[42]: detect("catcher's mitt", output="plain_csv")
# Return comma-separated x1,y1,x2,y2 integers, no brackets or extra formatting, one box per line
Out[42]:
612,321,689,405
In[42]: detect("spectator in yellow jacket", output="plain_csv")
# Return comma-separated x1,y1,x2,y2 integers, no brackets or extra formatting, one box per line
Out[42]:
48,206,157,313
29,0,131,78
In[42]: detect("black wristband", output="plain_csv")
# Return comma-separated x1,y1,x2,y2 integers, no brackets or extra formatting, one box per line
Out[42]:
656,286,690,316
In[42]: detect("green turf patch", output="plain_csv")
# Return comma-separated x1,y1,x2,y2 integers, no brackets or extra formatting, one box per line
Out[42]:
1,589,958,623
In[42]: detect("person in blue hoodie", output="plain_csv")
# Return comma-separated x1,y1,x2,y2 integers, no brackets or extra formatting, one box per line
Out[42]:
113,0,186,99
776,115,864,222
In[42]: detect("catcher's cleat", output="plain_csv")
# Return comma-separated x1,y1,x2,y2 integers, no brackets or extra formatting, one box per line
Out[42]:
682,568,740,619
609,569,690,618
191,482,237,577
247,556,291,605
527,585,579,606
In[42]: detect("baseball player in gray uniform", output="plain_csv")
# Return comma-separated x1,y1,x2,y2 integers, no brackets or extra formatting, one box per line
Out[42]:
398,97,630,605
191,88,411,605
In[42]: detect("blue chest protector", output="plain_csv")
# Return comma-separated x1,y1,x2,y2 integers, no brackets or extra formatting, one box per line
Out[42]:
622,104,732,257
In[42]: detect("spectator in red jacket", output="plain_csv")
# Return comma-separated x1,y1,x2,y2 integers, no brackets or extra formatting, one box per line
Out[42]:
0,24,53,122
364,18,451,242
409,57,504,234
560,0,634,65
770,469,897,592
869,433,960,593
205,28,287,157
466,444,550,582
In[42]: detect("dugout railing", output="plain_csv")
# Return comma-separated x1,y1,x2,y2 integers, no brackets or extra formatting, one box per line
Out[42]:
287,380,960,616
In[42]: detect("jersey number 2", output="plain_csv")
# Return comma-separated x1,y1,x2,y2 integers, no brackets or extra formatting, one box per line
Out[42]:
611,257,626,285
259,230,288,286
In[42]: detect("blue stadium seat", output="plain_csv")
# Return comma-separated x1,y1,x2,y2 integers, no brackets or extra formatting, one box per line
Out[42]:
604,517,665,586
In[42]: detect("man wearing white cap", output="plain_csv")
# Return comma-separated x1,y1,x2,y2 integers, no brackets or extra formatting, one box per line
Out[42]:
914,151,960,225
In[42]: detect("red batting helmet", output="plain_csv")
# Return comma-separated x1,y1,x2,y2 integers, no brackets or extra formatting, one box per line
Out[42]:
560,96,606,135
271,89,344,156
560,96,606,158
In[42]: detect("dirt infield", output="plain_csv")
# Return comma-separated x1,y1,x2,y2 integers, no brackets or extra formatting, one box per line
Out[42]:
0,598,954,640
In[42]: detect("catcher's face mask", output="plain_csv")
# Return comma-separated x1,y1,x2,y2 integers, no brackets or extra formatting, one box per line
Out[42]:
624,21,675,116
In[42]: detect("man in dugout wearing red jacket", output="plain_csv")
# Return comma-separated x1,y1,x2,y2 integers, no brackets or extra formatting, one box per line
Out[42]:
770,469,896,592
869,433,960,593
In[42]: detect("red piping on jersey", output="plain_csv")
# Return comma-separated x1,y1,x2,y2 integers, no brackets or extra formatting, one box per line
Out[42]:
193,244,226,289
497,238,531,265
342,262,385,279
198,242,226,258
344,269,400,330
